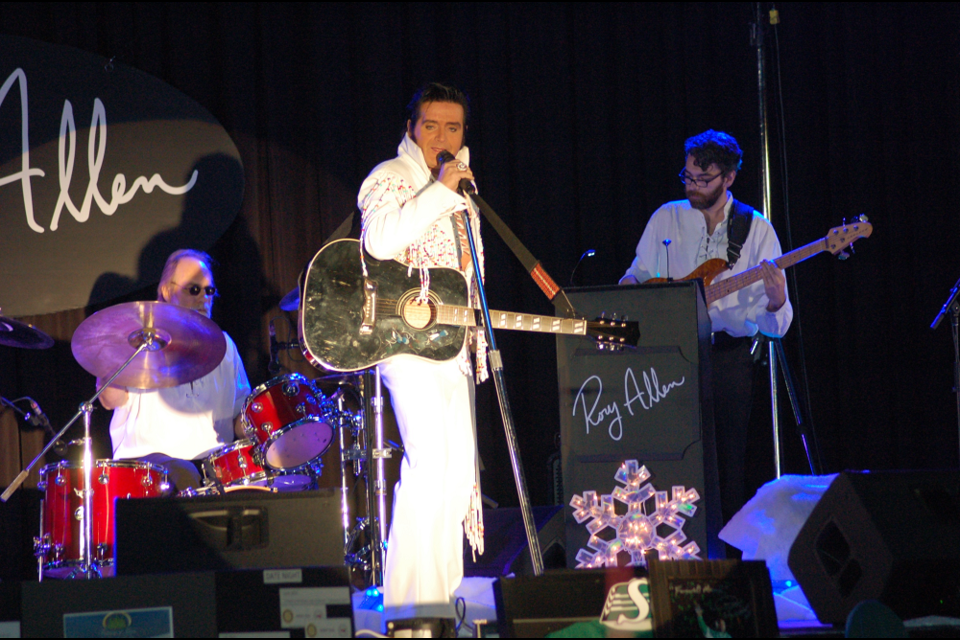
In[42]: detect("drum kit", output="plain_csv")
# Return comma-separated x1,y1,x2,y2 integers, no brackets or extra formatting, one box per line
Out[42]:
1,299,396,584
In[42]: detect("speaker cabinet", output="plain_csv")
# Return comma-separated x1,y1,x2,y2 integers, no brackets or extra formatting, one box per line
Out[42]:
787,470,960,624
115,488,344,575
464,506,565,577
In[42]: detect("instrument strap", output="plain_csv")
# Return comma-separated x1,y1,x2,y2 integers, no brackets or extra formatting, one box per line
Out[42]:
726,198,756,268
466,193,577,317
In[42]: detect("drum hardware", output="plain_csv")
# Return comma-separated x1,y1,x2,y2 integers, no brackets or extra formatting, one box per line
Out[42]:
3,301,224,579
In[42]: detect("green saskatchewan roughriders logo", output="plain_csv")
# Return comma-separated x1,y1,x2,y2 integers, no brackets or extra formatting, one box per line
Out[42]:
599,578,652,632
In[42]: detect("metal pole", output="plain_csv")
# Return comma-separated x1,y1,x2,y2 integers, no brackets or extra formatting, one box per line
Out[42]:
755,2,782,478
461,203,544,576
81,405,95,577
362,370,384,587
373,366,388,584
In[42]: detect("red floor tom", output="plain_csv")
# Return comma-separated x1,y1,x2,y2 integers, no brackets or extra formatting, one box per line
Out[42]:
243,373,336,469
35,460,168,578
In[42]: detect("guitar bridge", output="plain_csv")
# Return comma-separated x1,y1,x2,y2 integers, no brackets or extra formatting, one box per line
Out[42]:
360,278,377,335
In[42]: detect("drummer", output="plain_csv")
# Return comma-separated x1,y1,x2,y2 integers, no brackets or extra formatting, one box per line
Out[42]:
98,249,251,492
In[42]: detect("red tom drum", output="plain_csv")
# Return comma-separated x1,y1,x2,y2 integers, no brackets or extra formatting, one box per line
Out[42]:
35,460,168,578
242,373,336,469
203,439,319,491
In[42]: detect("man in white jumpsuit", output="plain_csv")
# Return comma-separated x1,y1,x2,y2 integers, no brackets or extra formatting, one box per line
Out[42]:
358,83,485,624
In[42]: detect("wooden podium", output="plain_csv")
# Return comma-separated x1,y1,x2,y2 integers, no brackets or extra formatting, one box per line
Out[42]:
556,281,723,566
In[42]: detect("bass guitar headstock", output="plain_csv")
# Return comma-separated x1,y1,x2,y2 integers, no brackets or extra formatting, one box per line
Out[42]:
826,215,872,260
587,316,641,351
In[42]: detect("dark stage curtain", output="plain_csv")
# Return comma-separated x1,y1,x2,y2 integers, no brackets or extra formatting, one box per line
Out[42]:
1,2,958,510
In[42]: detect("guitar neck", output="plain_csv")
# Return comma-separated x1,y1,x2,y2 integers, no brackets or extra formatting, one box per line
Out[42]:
437,304,588,336
705,237,827,305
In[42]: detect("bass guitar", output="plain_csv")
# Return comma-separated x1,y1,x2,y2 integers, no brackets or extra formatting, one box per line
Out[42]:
647,218,873,305
299,239,640,372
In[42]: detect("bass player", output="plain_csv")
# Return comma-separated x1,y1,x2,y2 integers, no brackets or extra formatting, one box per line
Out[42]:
620,130,793,530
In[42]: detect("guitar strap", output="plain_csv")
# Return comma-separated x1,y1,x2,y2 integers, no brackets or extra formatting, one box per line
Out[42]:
726,198,756,268
465,193,578,317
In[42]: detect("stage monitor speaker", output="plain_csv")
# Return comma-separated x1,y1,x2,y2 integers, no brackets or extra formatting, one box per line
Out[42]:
115,488,344,575
463,506,565,577
787,470,960,624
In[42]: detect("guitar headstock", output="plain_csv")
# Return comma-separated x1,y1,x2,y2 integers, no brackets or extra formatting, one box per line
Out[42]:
587,317,641,351
826,216,872,257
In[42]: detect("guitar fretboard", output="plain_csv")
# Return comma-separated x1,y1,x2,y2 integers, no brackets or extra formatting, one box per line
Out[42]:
705,237,827,305
377,299,588,335
436,304,589,335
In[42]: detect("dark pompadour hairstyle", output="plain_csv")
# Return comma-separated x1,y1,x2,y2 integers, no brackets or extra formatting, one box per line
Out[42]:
406,82,470,125
684,130,743,174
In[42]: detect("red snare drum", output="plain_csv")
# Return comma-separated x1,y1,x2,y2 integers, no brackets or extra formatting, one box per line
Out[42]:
203,439,320,491
243,373,336,469
35,460,168,578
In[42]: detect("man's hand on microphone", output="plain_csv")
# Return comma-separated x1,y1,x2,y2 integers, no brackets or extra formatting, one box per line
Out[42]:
436,152,474,193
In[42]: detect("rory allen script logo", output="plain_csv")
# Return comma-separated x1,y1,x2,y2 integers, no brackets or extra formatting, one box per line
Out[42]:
574,367,686,441
0,34,243,318
0,68,197,234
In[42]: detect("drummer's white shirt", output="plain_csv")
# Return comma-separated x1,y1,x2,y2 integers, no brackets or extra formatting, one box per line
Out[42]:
109,332,251,461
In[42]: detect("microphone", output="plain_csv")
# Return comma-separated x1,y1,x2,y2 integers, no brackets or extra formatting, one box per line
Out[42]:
26,399,67,456
268,320,281,375
569,249,596,286
436,151,476,194
662,239,673,281
25,399,51,432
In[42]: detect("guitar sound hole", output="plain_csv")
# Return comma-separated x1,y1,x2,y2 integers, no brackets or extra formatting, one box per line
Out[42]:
401,298,436,330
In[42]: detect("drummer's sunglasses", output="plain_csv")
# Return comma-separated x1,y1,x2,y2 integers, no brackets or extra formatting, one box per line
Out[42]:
173,282,218,297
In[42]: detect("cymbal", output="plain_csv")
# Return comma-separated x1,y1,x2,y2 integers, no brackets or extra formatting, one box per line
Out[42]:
279,286,300,312
71,301,226,389
0,315,54,349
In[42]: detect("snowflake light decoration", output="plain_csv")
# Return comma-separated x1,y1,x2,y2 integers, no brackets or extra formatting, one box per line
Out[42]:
569,460,701,568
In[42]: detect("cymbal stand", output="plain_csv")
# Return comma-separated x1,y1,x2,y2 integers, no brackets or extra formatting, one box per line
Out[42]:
337,369,394,588
338,380,365,573
2,329,165,580
362,367,388,587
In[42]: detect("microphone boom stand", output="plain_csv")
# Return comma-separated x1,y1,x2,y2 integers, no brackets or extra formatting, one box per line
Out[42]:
461,197,545,576
930,276,960,468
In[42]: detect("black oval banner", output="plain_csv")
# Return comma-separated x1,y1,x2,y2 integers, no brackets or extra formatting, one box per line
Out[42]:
0,35,243,317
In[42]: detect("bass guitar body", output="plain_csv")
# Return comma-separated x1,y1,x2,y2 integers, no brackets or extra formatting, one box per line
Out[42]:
645,259,729,287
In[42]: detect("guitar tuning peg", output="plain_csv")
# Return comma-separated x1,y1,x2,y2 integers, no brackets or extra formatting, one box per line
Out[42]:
600,311,607,319
858,213,869,223
838,250,849,261
849,244,856,255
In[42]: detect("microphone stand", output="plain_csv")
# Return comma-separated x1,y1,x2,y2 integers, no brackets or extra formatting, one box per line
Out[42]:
930,276,960,468
460,196,544,576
